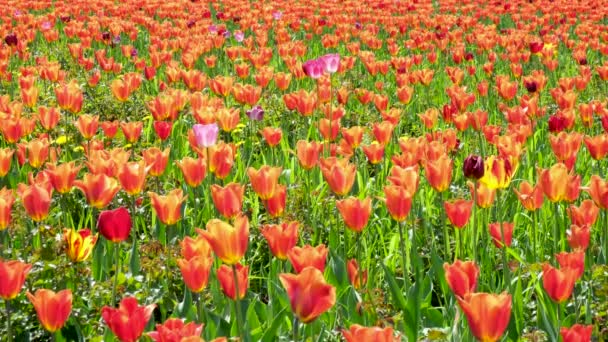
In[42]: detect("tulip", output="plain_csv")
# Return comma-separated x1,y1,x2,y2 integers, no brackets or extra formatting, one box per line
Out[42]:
457,292,512,342
336,196,372,233
556,251,585,280
216,263,249,300
148,189,187,225
384,185,413,222
102,297,156,342
567,200,599,227
280,266,336,323
142,147,170,177
0,188,15,230
488,222,514,248
567,224,591,251
153,121,173,141
120,121,143,143
302,59,325,79
343,324,398,342
247,165,282,200
117,161,149,195
514,181,544,211
74,173,121,209
260,222,299,260
425,155,453,192
444,260,479,298
210,183,244,218
193,123,219,148
479,155,515,190
74,114,99,139
320,158,356,196
362,142,385,164
97,207,132,243
176,157,207,187
260,127,282,147
463,155,484,179
0,259,32,300
264,184,287,217
542,264,578,303
63,228,98,262
296,140,322,170
538,163,570,202
200,214,249,265
0,148,14,177
444,199,473,229
586,175,608,209
346,259,368,290
560,324,593,342
27,289,72,333
180,235,212,260
18,183,52,222
177,256,213,293
148,318,204,342
45,162,81,194
287,244,328,273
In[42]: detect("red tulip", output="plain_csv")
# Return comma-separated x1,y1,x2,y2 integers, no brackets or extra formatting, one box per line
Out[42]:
280,267,336,323
102,297,156,342
97,207,132,243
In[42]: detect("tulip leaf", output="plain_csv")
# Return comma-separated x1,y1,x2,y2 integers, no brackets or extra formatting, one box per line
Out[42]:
260,307,288,342
382,263,407,310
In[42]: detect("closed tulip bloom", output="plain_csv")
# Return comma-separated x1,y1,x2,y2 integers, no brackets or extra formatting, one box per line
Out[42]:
287,244,328,273
538,163,570,202
346,259,368,290
444,260,479,298
27,289,72,333
260,222,299,260
0,187,15,230
560,324,593,342
97,207,132,243
0,259,32,300
117,161,149,195
568,200,599,227
18,182,52,222
216,263,249,300
302,58,325,79
384,185,413,222
142,147,170,177
260,127,282,147
148,318,204,342
210,183,244,218
425,155,453,192
469,181,496,208
74,114,99,139
488,222,514,248
343,324,398,342
463,155,485,179
387,166,419,194
479,155,515,190
45,162,81,194
193,123,219,148
180,234,212,260
320,158,356,196
177,256,213,293
362,142,385,164
586,175,608,209
148,189,187,225
63,228,98,262
200,214,249,265
0,148,14,177
514,181,544,211
556,251,585,280
567,224,591,251
176,157,207,187
25,138,49,168
207,142,235,179
542,264,578,303
341,126,365,149
264,184,287,217
74,173,121,209
336,196,372,233
444,199,473,229
247,166,282,200
457,292,512,342
120,121,143,143
296,140,322,170
280,266,336,323
102,297,157,342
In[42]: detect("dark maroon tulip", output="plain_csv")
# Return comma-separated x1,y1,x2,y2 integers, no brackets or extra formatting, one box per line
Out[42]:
4,33,17,47
463,155,484,180
524,80,538,93
97,207,132,243
529,41,544,54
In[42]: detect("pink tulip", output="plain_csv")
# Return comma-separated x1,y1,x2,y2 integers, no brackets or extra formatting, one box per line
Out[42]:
193,123,219,148
302,59,325,79
320,53,340,73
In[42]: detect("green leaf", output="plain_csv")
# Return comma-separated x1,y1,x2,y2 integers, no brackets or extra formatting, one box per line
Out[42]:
260,308,288,342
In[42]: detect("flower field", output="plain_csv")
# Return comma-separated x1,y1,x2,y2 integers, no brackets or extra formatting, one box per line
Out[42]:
1,0,608,340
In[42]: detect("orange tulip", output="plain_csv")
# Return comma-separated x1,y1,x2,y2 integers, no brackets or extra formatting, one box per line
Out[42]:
74,114,99,140
121,121,143,143
583,134,608,160
444,260,479,298
549,132,582,170
74,173,121,209
287,244,328,273
425,155,453,192
55,80,83,113
176,157,207,187
586,175,608,209
180,234,212,260
384,185,413,222
24,138,49,168
63,228,98,262
111,78,131,102
538,163,571,202
296,140,322,170
488,222,514,248
217,263,249,300
341,126,365,149
207,142,235,179
0,188,15,230
260,222,299,260
264,184,287,217
200,214,249,265
320,158,356,196
27,289,72,333
261,127,282,147
336,196,372,233
46,162,81,194
0,259,32,300
444,199,473,229
567,200,599,227
556,251,585,280
343,324,398,342
142,147,170,177
18,182,52,222
514,181,544,211
567,224,591,251
362,142,385,164
387,166,419,194
148,189,187,225
0,148,14,177
101,120,119,139
279,266,336,323
177,256,214,293
457,292,512,342
210,183,245,219
247,165,282,200
372,121,395,145
560,324,593,342
346,259,368,290
542,264,578,303
117,161,149,195
148,318,204,342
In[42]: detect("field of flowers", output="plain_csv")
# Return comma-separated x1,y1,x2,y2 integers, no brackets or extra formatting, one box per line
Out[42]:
0,0,607,341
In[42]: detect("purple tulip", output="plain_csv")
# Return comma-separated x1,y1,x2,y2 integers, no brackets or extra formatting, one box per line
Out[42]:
302,59,325,79
193,123,219,148
246,106,265,121
320,53,340,74
222,30,231,38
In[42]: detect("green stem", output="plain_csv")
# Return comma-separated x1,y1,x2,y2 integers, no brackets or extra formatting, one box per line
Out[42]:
604,210,608,264
197,292,205,324
111,243,121,307
292,316,300,342
5,300,12,342
232,265,244,341
442,191,451,260
472,182,478,262
397,220,410,286
500,223,510,289
532,209,538,263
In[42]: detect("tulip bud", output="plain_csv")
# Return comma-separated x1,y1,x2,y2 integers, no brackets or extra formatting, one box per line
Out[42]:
463,154,484,179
